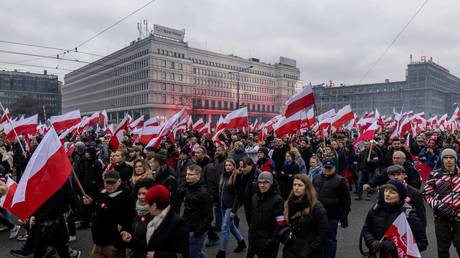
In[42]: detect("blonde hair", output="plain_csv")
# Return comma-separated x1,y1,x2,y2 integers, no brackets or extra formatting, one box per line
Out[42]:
284,174,318,223
220,159,238,188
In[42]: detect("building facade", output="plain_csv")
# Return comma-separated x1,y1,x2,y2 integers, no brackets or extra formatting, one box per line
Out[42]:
62,25,300,123
313,60,460,117
0,69,61,118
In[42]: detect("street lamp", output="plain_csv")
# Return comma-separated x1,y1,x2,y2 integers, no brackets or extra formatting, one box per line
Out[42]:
229,65,253,109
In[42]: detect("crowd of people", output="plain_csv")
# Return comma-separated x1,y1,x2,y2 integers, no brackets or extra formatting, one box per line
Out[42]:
1,126,460,258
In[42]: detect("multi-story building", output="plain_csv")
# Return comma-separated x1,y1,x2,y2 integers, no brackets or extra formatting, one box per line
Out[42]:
313,59,460,117
0,69,61,118
62,24,300,123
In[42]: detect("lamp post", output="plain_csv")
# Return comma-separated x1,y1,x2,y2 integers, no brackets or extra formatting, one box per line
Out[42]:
229,65,253,109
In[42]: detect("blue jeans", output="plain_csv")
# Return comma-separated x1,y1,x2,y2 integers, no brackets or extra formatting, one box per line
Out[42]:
220,208,244,251
324,219,338,258
189,232,208,258
357,169,375,194
213,202,222,229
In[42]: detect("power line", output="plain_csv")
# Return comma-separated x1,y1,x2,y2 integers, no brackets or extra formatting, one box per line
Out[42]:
74,0,157,50
0,61,73,71
359,0,429,84
0,40,105,57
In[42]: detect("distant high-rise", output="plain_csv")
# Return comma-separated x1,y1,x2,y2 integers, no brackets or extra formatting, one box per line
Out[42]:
313,59,460,116
62,24,301,123
0,69,61,118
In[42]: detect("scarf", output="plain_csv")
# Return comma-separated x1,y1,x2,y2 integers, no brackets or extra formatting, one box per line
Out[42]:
288,195,310,219
146,205,171,243
136,200,150,216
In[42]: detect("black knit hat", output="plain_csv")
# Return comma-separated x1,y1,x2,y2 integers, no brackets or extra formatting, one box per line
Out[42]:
384,180,407,201
258,147,269,157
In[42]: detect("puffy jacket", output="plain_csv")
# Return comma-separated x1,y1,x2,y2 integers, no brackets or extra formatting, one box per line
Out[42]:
249,187,284,253
182,180,213,236
202,155,225,202
361,201,428,257
91,185,135,249
313,173,351,221
424,167,460,221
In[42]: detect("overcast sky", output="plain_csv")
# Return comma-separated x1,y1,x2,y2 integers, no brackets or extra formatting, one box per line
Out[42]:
0,0,459,85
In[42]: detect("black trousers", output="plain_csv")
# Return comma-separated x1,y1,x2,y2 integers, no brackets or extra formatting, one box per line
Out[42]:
33,216,70,258
434,218,460,258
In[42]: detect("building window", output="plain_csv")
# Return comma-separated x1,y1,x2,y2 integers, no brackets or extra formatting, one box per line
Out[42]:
161,60,166,67
170,62,175,69
178,63,183,70
170,73,175,81
162,95,166,103
161,84,166,90
161,72,166,80
178,74,183,81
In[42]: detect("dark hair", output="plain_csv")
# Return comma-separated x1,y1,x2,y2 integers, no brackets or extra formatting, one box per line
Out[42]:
241,156,254,167
134,178,155,194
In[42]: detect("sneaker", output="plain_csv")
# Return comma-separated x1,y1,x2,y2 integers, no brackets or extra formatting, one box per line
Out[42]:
9,225,21,239
17,234,28,241
69,235,77,242
10,249,32,258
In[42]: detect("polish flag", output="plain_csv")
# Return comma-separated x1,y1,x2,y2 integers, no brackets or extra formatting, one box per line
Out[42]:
129,115,144,129
317,109,336,123
145,117,159,127
0,108,10,124
4,114,38,141
88,111,100,127
332,105,353,128
109,116,130,150
399,116,414,138
198,121,211,136
132,126,161,145
0,177,17,211
264,115,282,132
10,128,72,221
50,110,81,132
99,110,108,127
225,107,248,130
283,85,315,118
59,125,77,144
193,118,205,131
145,109,184,149
353,121,379,146
384,212,421,258
216,116,227,132
250,119,260,132
273,111,302,138
187,116,193,130
174,118,188,133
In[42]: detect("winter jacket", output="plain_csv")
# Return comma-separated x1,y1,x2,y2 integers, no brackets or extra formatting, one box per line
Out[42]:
418,148,439,168
146,209,189,258
154,165,180,212
127,213,153,258
174,157,194,195
91,185,135,249
308,165,323,183
182,180,213,236
231,149,248,167
248,187,284,254
357,149,380,174
295,155,307,174
384,148,413,168
300,147,314,171
280,161,300,199
424,167,460,221
115,162,133,186
361,201,428,257
282,201,328,258
202,155,225,202
369,162,421,190
313,173,351,221
272,145,289,173
256,157,275,173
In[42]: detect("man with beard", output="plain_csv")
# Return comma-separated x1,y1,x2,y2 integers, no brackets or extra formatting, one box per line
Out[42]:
384,138,412,167
299,140,314,171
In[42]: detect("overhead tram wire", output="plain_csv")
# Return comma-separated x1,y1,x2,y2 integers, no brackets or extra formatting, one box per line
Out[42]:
0,40,105,57
358,0,429,84
0,61,73,71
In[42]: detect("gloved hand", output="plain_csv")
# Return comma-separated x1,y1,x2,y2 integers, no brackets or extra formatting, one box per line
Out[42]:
380,239,395,251
371,240,380,251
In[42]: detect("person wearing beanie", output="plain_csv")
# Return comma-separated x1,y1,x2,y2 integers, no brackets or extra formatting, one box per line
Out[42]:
362,179,427,258
256,147,275,173
424,147,460,257
144,184,189,258
246,171,284,258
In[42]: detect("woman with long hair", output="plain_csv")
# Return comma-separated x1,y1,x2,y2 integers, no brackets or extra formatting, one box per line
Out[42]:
131,159,153,186
215,159,246,258
282,174,328,258
280,151,300,199
308,155,323,183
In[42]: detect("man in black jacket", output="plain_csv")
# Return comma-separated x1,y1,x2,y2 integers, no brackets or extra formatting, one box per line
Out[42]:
183,164,213,258
151,154,180,213
83,170,135,258
113,150,133,186
313,160,351,258
247,172,285,258
238,157,261,226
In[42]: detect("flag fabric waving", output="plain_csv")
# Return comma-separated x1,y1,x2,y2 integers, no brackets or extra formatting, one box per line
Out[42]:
10,128,72,221
384,212,421,258
50,110,81,132
283,85,315,118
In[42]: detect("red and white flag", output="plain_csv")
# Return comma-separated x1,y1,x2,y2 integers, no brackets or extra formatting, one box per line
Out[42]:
384,212,421,258
273,111,302,138
300,108,316,128
4,114,38,141
145,117,159,127
129,115,145,129
0,177,17,211
88,111,100,127
10,128,72,221
50,110,81,132
99,110,108,127
225,107,248,130
283,85,315,118
132,126,161,145
332,105,354,128
198,121,211,136
0,108,10,131
353,121,379,146
146,109,184,149
216,116,227,132
193,118,205,131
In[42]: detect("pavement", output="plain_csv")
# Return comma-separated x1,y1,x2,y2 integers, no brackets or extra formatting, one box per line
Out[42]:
0,193,456,258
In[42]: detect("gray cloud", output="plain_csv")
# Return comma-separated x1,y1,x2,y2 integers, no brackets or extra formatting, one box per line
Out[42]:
1,0,459,86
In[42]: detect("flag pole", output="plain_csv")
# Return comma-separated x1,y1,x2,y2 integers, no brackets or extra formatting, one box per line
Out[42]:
0,102,27,157
367,140,374,161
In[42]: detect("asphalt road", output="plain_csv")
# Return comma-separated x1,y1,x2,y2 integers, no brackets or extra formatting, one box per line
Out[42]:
0,194,456,258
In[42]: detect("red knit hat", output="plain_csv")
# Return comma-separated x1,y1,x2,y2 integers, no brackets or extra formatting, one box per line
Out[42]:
144,184,170,209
